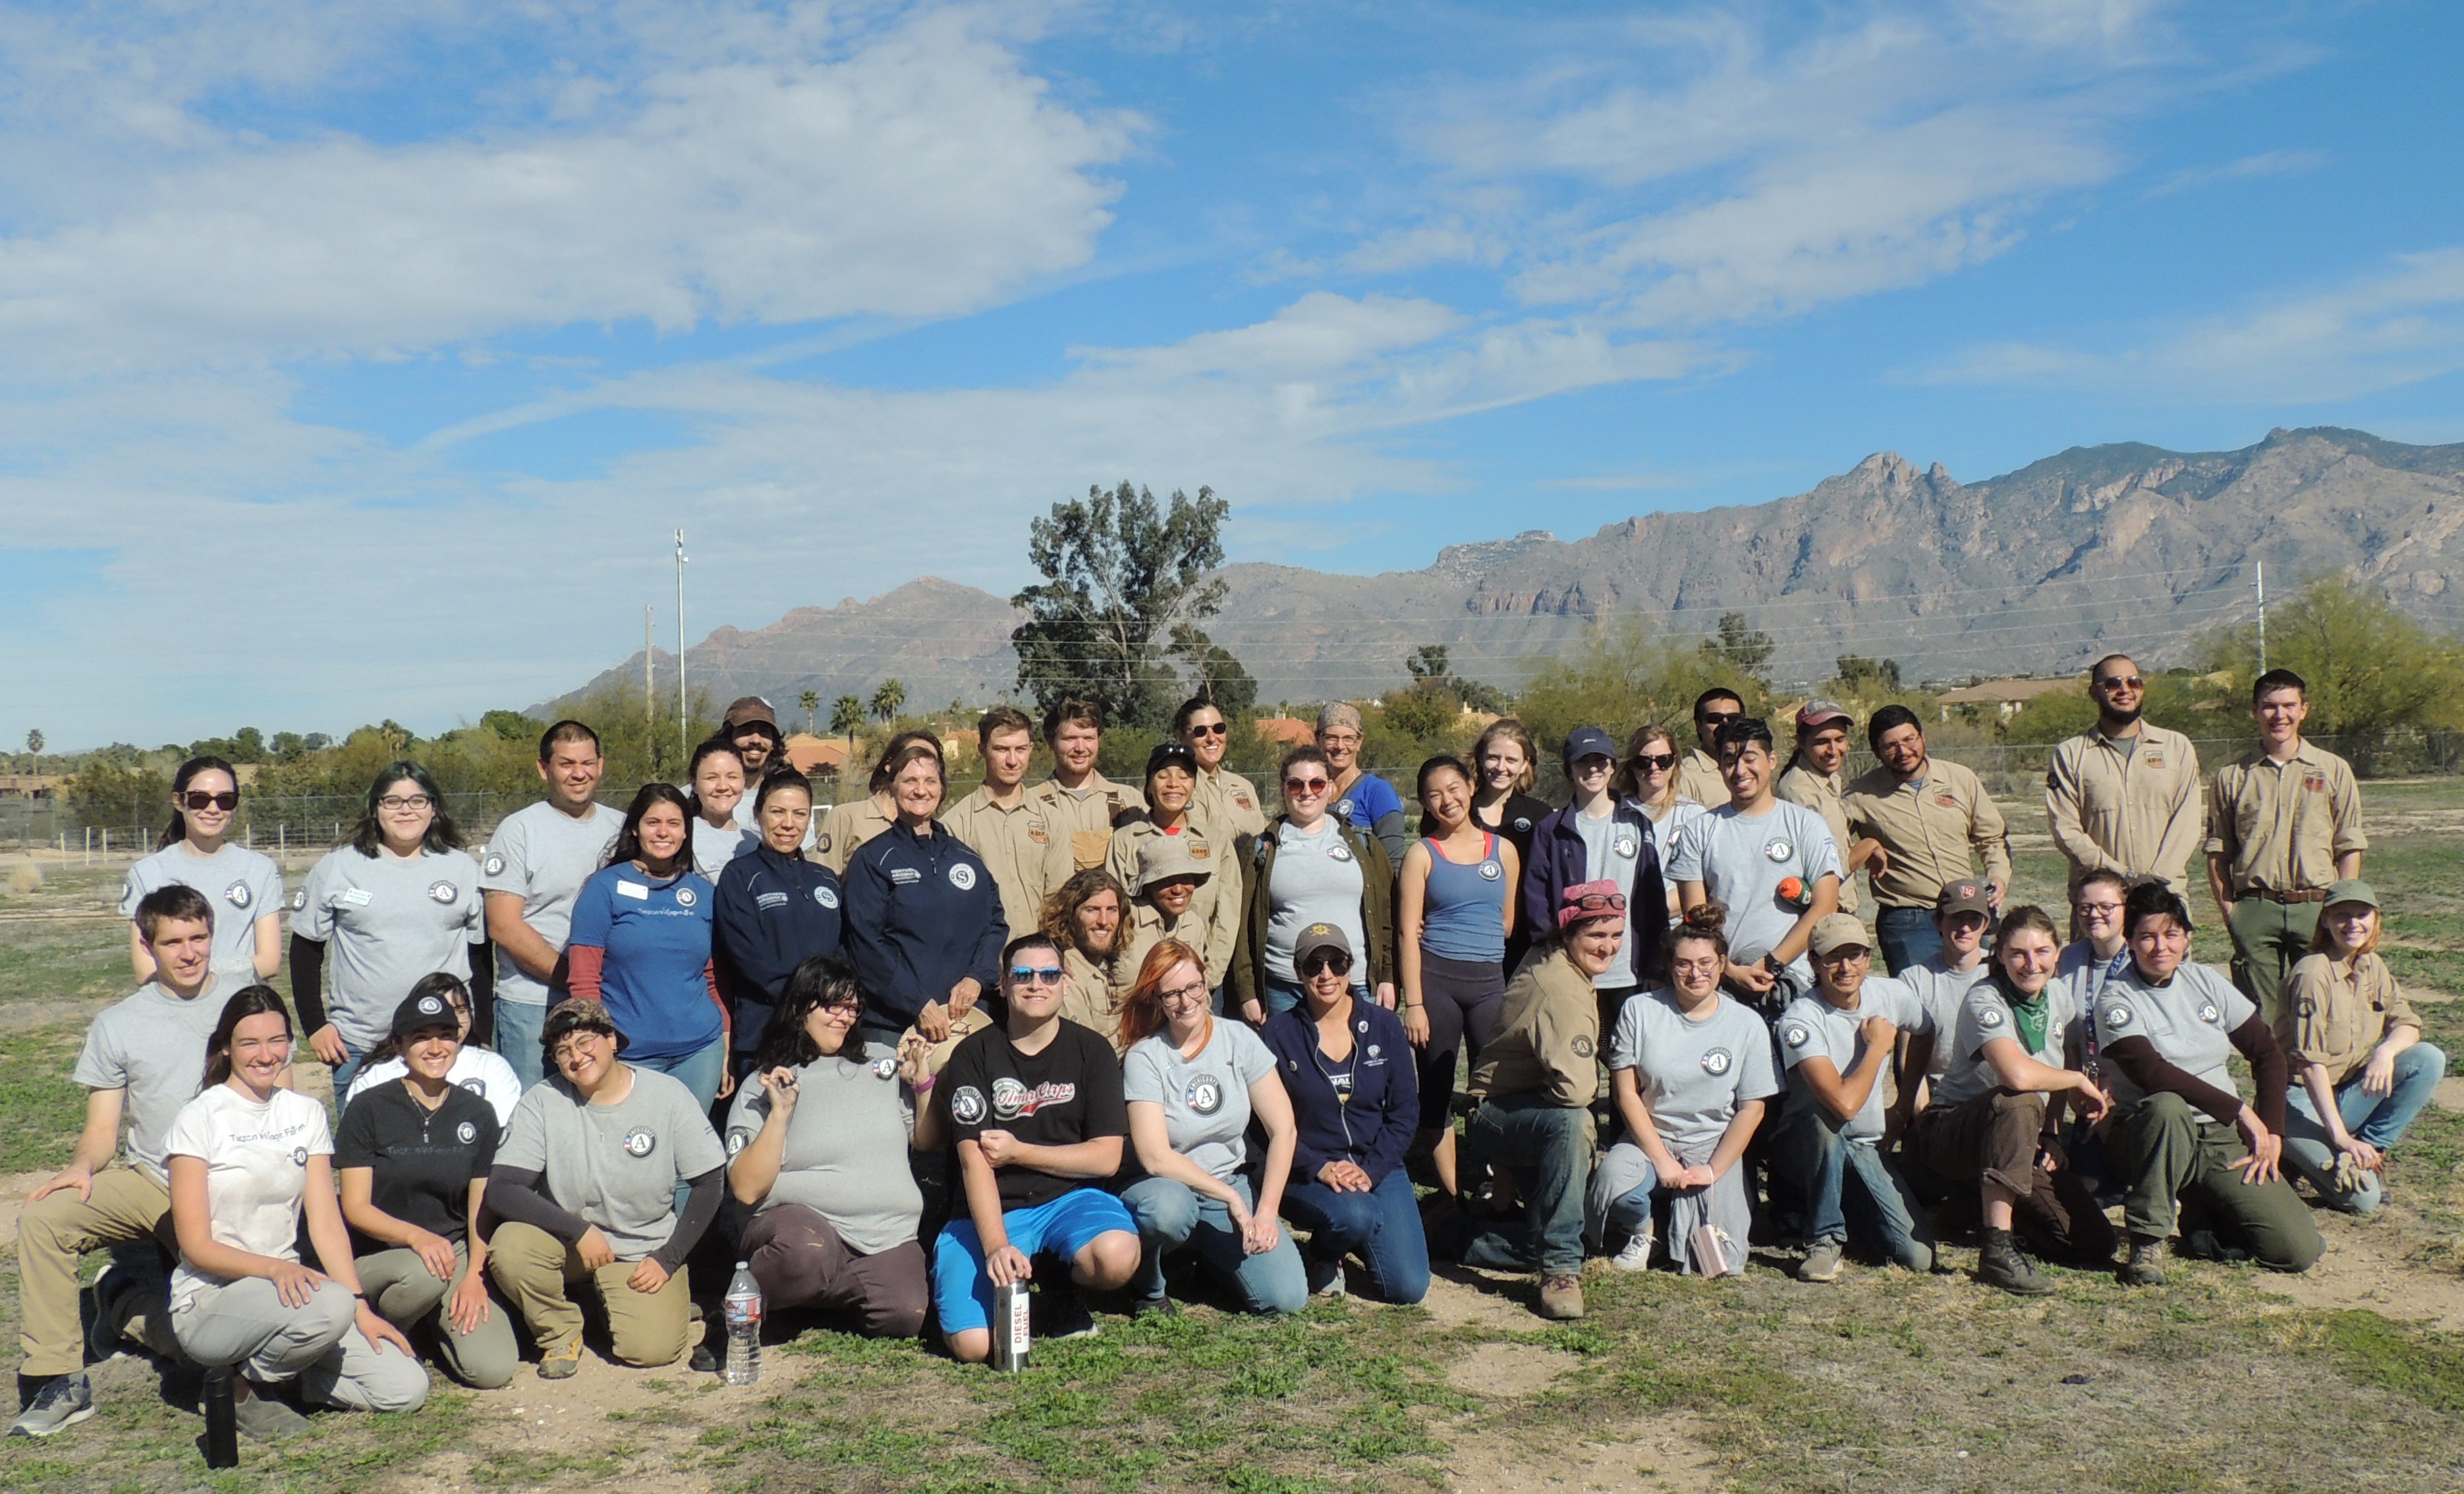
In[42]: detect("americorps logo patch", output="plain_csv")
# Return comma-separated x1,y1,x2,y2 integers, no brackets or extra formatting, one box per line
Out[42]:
1186,1076,1224,1115
2101,1003,2135,1031
950,1086,988,1125
1977,1005,2006,1029
225,880,252,908
622,1127,657,1158
675,886,698,908
484,853,507,877
427,880,459,904
1701,1047,1735,1075
456,1120,478,1145
1783,1024,1811,1049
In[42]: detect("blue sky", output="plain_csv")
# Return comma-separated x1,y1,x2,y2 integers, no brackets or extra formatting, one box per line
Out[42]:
5,0,2462,747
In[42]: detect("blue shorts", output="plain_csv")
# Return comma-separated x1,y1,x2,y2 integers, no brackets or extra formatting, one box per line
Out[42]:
932,1188,1136,1335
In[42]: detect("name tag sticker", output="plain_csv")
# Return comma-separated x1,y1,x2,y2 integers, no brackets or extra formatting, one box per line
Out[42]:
756,892,791,910
2302,773,2327,793
341,888,373,907
616,881,650,901
2144,750,2166,768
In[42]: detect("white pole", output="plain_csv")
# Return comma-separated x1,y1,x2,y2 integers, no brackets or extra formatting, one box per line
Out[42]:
646,604,656,743
2255,561,2268,674
675,530,690,760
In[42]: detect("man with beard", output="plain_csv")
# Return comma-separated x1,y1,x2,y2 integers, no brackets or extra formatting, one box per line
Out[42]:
2044,656,2202,896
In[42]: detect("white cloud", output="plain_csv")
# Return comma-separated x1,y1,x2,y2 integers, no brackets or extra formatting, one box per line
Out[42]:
2144,148,2328,198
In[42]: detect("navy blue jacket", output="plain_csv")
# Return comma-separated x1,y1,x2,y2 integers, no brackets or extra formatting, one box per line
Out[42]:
1259,997,1419,1187
843,820,1007,1030
1519,798,1666,986
712,844,844,1055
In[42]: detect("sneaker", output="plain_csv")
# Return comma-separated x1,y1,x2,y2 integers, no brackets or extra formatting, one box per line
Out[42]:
1036,1277,1098,1341
538,1335,586,1380
2119,1236,2168,1288
1131,1294,1178,1319
1305,1256,1348,1298
1976,1229,2056,1297
1536,1273,1585,1321
1610,1228,1654,1273
8,1372,94,1438
1798,1239,1845,1284
231,1384,311,1441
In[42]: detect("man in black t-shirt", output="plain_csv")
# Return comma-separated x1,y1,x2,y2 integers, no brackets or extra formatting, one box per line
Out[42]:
931,931,1137,1362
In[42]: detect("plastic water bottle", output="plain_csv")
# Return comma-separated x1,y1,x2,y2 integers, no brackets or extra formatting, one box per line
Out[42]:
723,1261,762,1385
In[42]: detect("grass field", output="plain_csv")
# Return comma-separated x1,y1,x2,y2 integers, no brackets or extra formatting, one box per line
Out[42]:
6,797,2464,1493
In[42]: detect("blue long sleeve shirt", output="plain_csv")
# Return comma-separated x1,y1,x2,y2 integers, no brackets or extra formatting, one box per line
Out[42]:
842,820,1008,1030
1259,997,1419,1186
712,843,845,1054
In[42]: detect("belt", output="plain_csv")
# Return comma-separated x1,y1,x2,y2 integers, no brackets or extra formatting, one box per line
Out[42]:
2239,887,2326,904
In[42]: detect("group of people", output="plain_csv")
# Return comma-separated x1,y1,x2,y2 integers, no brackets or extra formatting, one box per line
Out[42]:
10,663,2445,1441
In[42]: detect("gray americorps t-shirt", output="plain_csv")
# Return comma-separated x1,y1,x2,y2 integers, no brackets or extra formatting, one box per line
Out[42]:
497,1066,727,1261
120,844,285,978
1898,956,1990,1082
722,1053,923,1254
1666,800,1839,987
479,800,623,1007
1123,1019,1277,1181
292,845,484,1054
1264,820,1367,983
1573,806,1645,989
1606,988,1779,1155
1933,976,2080,1110
2093,960,2254,1114
72,976,232,1182
1777,975,1930,1139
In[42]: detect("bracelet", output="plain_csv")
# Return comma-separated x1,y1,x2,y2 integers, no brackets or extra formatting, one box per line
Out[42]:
909,1074,938,1092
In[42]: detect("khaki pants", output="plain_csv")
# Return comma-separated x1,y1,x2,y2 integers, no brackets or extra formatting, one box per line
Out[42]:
486,1223,690,1367
1907,1090,2115,1266
358,1244,520,1389
16,1167,174,1377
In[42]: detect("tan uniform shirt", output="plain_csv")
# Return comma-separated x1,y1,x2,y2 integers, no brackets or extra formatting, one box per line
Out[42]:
1111,902,1212,1008
1191,765,1269,843
1467,946,1602,1108
1106,821,1241,985
1776,763,1859,915
1841,758,2011,910
1031,774,1149,872
2043,724,2202,893
1674,748,1731,810
812,792,895,874
1058,945,1127,1053
2278,951,2417,1086
943,786,1075,943
2206,741,2366,895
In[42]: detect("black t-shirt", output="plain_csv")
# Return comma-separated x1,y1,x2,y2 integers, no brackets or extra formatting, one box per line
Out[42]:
334,1080,501,1250
943,1018,1127,1212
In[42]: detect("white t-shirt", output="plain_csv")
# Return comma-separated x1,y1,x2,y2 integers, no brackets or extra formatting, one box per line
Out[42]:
345,1047,524,1128
164,1084,333,1311
1666,800,1839,987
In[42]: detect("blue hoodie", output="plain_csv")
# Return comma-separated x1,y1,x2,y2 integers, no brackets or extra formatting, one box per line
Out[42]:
843,819,1007,1030
1259,997,1420,1187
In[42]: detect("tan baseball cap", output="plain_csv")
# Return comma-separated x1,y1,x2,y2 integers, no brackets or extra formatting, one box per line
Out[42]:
1808,912,1873,958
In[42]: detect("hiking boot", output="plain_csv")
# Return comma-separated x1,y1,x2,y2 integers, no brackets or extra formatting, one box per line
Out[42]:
1131,1293,1179,1319
1536,1274,1585,1320
1610,1227,1654,1273
1798,1238,1845,1284
538,1335,586,1380
231,1384,311,1441
2119,1236,2168,1288
1305,1256,1349,1298
1976,1229,2056,1296
9,1372,94,1439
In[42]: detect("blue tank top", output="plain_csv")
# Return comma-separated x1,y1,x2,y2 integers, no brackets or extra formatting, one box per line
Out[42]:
1418,833,1508,962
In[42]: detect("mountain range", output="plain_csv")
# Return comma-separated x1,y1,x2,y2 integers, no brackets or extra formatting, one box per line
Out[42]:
544,426,2464,716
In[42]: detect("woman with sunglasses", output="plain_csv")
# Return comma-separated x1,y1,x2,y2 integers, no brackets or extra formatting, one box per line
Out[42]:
292,762,489,1093
337,989,518,1388
567,783,732,1111
1177,696,1268,843
1044,868,1129,1041
1616,726,1708,850
1119,939,1307,1315
1525,728,1668,1039
1108,742,1241,995
686,739,756,879
1229,746,1398,1024
343,973,522,1128
123,756,285,983
724,958,941,1338
1399,754,1517,1201
845,736,1007,1051
1261,922,1428,1303
1316,704,1409,870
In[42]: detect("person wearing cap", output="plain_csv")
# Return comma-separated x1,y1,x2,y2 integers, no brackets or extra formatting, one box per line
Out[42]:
1774,914,1938,1283
1886,880,1998,1139
1399,754,1519,1202
1316,703,1409,869
1675,688,1744,809
712,769,845,1081
343,973,523,1128
487,1000,729,1377
2094,881,2321,1286
483,720,625,1090
2276,880,2444,1214
843,734,1008,1050
934,933,1140,1360
1029,699,1148,872
1230,746,1399,1021
719,697,785,821
1262,922,1428,1304
1841,706,2009,976
1445,881,1628,1320
1110,837,1220,1041
1775,701,1870,922
1042,868,1129,1041
1907,905,2115,1294
1107,742,1241,994
337,989,519,1388
816,731,940,873
2207,669,2367,1022
2045,655,2203,896
1667,717,1840,1005
1177,695,1269,844
1523,727,1668,1038
945,706,1075,947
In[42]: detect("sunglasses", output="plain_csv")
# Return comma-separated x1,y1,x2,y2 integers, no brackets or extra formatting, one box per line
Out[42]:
1009,965,1066,986
1285,776,1331,792
1697,711,1742,726
1185,723,1229,738
181,790,240,812
2096,675,2144,691
1565,891,1627,914
1631,753,1675,772
1299,951,1354,977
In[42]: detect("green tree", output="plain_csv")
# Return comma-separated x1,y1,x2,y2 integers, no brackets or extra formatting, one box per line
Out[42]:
1011,481,1235,731
1519,619,1760,764
1833,655,1902,694
2195,578,2464,756
1172,625,1258,719
23,729,41,767
798,690,821,736
480,709,538,743
269,731,307,763
1700,612,1776,685
830,694,866,779
65,761,169,834
1407,644,1449,681
870,678,907,725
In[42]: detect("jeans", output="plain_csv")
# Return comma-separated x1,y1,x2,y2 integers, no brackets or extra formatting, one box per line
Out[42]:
1121,1175,1307,1314
1280,1168,1431,1304
1456,1095,1594,1276
631,1033,729,1112
1783,1107,1934,1270
2281,1044,2449,1214
496,999,547,1090
1264,979,1370,1017
1874,906,1942,976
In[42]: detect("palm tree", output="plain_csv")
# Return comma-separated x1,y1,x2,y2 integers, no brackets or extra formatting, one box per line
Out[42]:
828,694,866,800
869,678,907,725
798,690,820,736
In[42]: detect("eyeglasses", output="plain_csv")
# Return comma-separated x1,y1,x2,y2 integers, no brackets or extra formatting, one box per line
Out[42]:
1158,980,1210,1005
1009,966,1066,986
1284,776,1331,793
376,794,434,812
1185,723,1229,738
2096,675,2144,691
180,790,240,812
553,1034,610,1060
1299,951,1353,977
1565,891,1627,914
815,1001,862,1019
2073,900,2123,916
1632,754,1675,772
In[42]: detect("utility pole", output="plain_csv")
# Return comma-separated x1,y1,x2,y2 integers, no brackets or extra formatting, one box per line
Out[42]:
675,530,690,760
2255,561,2268,674
645,605,655,741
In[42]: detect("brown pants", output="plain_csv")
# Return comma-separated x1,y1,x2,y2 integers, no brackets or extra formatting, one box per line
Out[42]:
488,1222,691,1367
16,1167,177,1377
741,1204,929,1339
1909,1090,2115,1266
